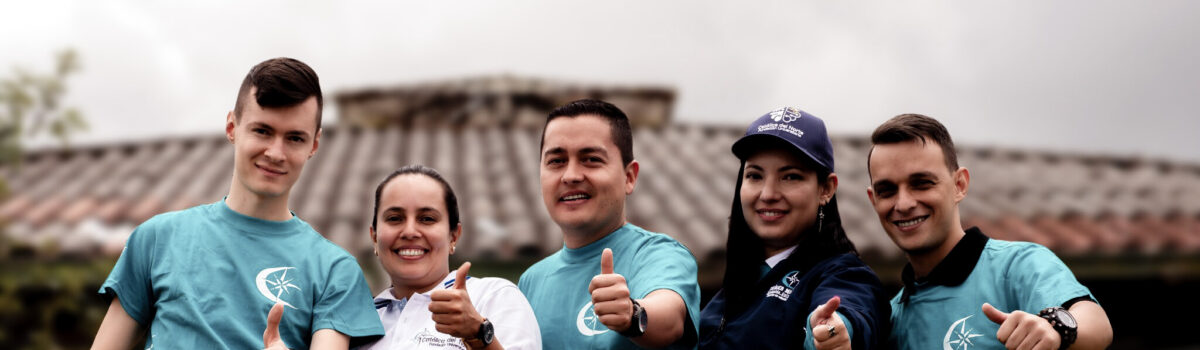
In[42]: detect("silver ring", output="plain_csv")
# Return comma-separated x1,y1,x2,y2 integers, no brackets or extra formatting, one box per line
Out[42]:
828,325,837,338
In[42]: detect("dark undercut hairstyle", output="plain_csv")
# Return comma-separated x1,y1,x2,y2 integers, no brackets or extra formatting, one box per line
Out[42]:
868,113,959,174
539,99,635,167
232,57,323,130
370,165,461,232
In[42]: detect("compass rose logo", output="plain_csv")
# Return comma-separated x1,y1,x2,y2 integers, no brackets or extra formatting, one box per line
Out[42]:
769,107,803,123
576,301,610,336
943,315,984,350
256,267,301,308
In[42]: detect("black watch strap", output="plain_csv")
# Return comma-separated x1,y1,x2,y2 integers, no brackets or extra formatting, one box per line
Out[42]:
618,298,647,338
1038,307,1077,350
471,318,494,348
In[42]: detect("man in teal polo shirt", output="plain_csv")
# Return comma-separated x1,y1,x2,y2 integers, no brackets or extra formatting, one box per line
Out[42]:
865,114,1112,350
518,99,700,349
91,58,384,349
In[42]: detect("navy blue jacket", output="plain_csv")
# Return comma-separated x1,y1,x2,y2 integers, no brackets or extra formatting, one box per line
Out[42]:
699,253,890,350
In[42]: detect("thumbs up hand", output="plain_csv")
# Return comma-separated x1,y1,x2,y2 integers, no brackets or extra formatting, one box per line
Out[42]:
430,262,485,340
589,248,635,333
982,303,1061,350
809,296,850,350
263,303,290,350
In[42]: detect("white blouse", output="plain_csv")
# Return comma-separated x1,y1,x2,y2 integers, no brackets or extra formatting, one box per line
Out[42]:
357,274,542,350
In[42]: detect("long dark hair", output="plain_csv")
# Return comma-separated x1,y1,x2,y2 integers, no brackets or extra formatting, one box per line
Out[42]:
719,149,858,317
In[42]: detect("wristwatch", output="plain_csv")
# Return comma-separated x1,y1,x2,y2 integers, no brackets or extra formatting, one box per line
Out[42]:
619,298,648,338
471,318,494,348
1038,307,1077,350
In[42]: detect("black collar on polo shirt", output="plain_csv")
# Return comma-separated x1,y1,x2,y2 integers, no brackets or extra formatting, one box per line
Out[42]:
899,227,989,304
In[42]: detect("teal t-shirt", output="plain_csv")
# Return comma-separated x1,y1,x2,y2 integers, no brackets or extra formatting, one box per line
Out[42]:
519,223,700,349
99,200,384,349
888,231,1093,350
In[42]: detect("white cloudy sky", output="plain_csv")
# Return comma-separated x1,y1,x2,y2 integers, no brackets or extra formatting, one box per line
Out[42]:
3,0,1198,162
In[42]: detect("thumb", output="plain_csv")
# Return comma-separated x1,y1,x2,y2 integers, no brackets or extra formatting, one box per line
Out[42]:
600,248,614,275
811,295,841,324
982,303,1008,324
454,261,471,290
263,302,285,348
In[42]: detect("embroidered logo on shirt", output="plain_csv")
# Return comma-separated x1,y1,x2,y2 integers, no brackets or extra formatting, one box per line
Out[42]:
255,267,301,308
576,301,610,336
766,270,800,301
413,328,467,349
943,315,984,350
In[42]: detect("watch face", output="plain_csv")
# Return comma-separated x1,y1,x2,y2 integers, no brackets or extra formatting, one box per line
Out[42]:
480,320,495,344
636,305,648,331
1055,309,1077,328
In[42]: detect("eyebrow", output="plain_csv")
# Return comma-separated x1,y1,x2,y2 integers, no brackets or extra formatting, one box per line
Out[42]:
542,146,607,158
249,122,312,138
381,207,443,215
871,171,939,188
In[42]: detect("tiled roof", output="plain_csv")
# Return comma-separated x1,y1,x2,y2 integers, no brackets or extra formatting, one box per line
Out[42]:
2,76,1198,283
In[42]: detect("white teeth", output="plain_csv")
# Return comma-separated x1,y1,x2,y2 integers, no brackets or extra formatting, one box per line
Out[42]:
761,211,784,217
395,249,425,257
561,194,588,201
896,217,926,228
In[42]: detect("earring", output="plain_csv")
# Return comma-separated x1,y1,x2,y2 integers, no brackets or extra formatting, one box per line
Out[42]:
373,249,378,256
451,245,456,254
817,204,825,233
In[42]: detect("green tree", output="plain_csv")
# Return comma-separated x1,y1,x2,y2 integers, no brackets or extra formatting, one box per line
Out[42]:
0,49,87,198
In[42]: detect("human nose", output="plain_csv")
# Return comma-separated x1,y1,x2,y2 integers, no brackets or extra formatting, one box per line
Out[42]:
759,179,782,202
263,137,285,162
894,187,916,214
561,159,584,184
399,219,421,240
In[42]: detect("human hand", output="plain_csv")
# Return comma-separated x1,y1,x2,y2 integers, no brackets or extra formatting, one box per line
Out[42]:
588,248,634,333
810,296,850,350
263,302,290,350
983,303,1061,350
430,262,486,341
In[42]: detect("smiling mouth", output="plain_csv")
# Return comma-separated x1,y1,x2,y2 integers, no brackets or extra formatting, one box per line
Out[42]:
757,210,787,218
256,164,287,175
393,248,428,257
560,193,590,202
894,216,928,228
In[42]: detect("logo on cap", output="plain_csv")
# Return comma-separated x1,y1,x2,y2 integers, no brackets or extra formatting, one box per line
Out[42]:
769,107,803,123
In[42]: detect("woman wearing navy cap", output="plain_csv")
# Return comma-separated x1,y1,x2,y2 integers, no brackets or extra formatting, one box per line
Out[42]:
699,107,890,350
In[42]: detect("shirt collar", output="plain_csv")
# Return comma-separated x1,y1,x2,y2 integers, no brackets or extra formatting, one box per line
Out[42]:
899,227,989,303
765,245,798,268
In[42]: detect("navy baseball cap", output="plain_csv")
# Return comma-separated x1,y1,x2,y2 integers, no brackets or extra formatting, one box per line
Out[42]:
731,107,835,172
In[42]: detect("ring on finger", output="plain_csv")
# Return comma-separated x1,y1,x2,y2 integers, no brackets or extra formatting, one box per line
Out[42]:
828,324,837,338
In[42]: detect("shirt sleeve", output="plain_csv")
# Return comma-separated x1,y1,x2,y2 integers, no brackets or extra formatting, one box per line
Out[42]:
312,256,385,343
474,279,542,350
98,224,156,325
1007,244,1094,311
807,260,889,350
629,239,701,350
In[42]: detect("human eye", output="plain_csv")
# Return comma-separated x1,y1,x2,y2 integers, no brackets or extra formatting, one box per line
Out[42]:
782,173,804,181
545,157,565,167
419,215,438,224
743,171,763,181
912,179,936,190
873,184,896,198
288,135,306,143
252,127,270,136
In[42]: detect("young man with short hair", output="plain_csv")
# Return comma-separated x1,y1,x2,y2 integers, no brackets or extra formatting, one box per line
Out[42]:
518,99,700,349
866,114,1112,349
92,58,384,349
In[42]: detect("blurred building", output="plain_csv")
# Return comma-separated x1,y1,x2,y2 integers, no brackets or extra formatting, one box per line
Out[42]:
2,75,1199,288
